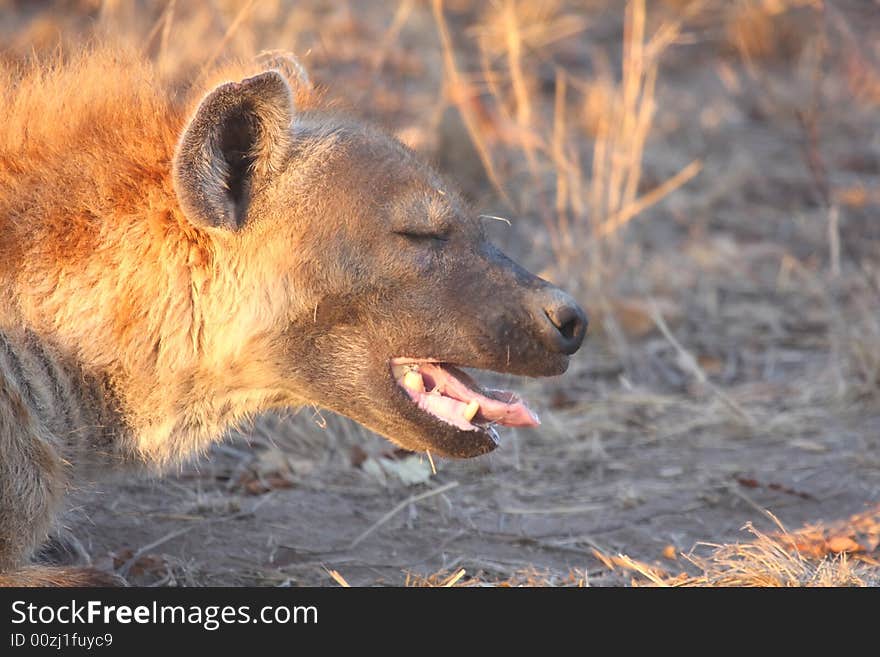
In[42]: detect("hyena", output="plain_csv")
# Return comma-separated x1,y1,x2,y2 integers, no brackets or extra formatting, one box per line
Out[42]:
0,48,586,586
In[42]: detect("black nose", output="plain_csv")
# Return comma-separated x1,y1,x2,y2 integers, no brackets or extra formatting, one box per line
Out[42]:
540,292,588,355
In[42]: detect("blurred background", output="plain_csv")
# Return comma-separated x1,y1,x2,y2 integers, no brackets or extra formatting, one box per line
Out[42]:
3,0,879,586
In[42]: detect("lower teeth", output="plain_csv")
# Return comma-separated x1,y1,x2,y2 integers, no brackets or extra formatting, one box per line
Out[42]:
463,399,480,421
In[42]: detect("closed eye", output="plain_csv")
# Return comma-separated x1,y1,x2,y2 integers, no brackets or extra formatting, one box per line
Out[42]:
393,229,449,243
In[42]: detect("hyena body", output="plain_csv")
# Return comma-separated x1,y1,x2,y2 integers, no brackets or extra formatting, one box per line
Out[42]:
0,48,586,586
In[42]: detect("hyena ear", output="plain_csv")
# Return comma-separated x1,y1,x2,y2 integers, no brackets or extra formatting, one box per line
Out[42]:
173,71,294,230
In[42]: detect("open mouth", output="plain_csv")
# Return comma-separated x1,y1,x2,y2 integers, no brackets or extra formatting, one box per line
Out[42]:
390,357,540,444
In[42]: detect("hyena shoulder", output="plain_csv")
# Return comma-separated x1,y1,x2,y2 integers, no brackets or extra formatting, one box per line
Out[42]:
0,47,326,584
0,47,321,467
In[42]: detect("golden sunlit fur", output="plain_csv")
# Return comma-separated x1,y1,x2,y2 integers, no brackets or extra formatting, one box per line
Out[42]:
1,47,321,467
0,47,326,584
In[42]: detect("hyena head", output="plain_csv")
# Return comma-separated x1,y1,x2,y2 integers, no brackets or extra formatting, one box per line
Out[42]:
172,70,587,459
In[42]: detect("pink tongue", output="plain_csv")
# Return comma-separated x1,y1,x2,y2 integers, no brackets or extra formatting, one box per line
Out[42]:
400,363,539,429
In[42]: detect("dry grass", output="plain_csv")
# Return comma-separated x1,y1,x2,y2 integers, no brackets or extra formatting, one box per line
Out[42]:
591,506,880,587
433,0,704,285
606,530,871,587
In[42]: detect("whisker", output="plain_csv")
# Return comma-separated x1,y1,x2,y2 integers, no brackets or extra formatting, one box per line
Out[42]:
479,214,513,227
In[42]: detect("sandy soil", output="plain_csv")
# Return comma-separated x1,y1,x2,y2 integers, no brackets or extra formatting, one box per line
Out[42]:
66,398,879,586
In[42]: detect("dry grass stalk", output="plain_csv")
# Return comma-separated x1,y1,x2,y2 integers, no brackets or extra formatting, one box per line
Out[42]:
432,0,513,207
591,549,671,586
590,0,701,249
441,568,467,587
326,569,351,587
552,68,571,254
595,159,702,238
503,0,538,177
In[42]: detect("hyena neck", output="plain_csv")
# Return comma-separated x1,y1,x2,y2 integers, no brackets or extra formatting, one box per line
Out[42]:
13,221,299,470
131,365,301,469
127,281,306,468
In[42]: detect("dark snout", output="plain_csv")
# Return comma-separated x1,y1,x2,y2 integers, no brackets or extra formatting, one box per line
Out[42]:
471,243,588,372
531,288,588,355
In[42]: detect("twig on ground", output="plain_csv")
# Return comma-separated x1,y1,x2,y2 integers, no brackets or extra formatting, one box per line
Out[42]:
649,301,755,428
348,481,459,549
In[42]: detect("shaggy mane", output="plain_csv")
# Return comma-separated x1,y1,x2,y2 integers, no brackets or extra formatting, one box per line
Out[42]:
0,46,321,466
1,47,182,227
0,45,318,250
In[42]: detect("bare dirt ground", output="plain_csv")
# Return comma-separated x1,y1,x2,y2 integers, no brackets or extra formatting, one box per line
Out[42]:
3,0,880,585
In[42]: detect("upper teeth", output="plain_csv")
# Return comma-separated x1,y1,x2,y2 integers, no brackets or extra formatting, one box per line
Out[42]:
392,363,420,379
402,370,425,393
